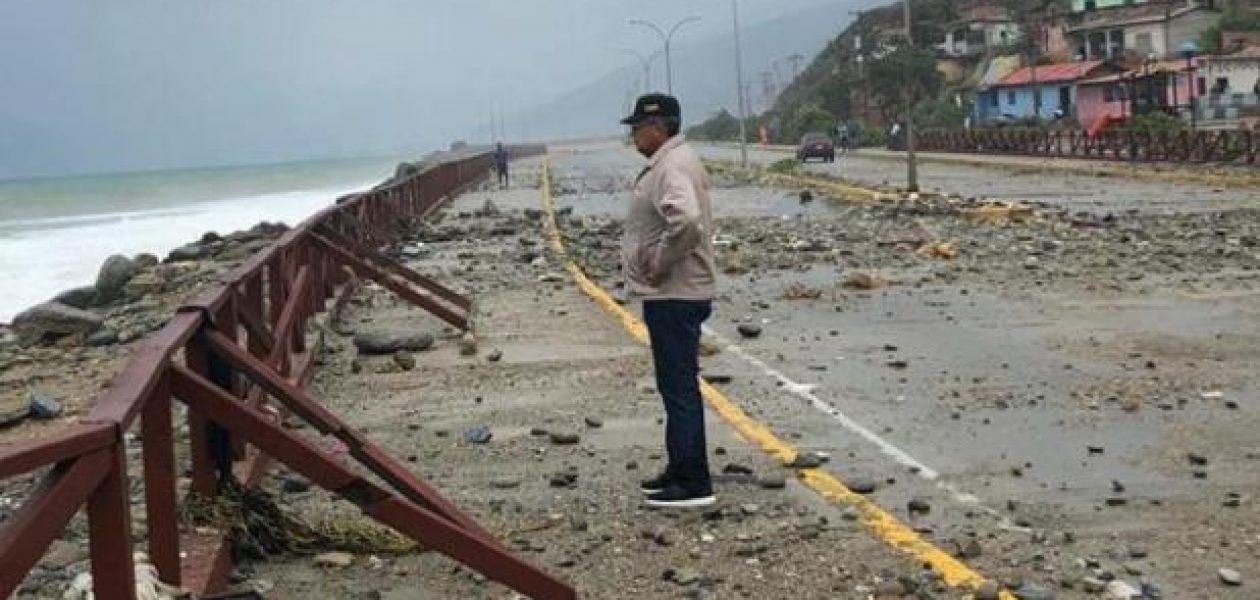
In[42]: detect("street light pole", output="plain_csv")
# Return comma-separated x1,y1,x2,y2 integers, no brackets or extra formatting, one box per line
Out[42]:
903,0,919,193
732,0,749,167
629,16,701,95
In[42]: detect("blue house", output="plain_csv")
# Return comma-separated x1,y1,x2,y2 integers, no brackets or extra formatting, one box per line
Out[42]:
973,60,1117,123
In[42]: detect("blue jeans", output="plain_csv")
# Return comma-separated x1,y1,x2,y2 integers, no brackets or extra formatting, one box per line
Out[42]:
643,299,713,494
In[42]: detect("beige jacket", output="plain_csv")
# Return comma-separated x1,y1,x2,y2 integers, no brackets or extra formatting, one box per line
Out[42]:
622,135,716,301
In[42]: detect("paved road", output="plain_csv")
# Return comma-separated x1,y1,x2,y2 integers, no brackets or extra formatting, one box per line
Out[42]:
242,143,1257,599
700,145,1259,216
552,141,1259,599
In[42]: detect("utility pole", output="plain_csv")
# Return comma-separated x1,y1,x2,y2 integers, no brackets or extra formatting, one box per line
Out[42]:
787,54,805,80
629,16,701,95
732,0,749,167
851,10,867,124
903,0,919,193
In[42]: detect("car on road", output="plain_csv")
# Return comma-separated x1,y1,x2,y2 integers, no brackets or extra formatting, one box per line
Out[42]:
797,132,836,162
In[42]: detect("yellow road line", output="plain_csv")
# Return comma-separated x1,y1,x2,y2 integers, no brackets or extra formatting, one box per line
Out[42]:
539,159,1013,598
704,159,886,202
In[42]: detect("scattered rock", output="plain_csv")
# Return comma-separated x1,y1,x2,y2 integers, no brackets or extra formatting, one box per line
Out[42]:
736,323,762,339
845,478,878,494
458,333,477,356
844,271,883,290
549,432,581,445
487,349,504,362
548,472,578,488
757,475,787,490
974,580,1002,600
583,416,603,428
1218,568,1242,586
313,552,354,568
1104,580,1141,599
463,426,492,445
28,391,62,420
354,330,435,354
907,498,932,515
491,477,521,489
786,452,824,469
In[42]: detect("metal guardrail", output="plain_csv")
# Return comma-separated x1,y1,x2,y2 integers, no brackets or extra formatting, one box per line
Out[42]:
0,145,577,600
916,128,1260,164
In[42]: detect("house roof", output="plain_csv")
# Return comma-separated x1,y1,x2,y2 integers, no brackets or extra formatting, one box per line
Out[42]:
995,60,1106,86
1078,60,1192,85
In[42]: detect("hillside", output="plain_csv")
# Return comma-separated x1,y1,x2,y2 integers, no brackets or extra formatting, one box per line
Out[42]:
509,2,865,141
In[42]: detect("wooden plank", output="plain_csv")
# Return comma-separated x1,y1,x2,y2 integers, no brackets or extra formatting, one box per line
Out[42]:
0,451,111,598
0,423,115,480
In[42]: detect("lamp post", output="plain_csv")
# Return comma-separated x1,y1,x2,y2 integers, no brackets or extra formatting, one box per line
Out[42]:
903,0,919,193
621,48,654,93
629,16,702,95
732,0,749,167
1179,40,1199,131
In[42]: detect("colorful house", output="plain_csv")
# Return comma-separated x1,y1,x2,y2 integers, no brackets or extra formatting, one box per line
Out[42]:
1076,61,1196,133
973,60,1118,123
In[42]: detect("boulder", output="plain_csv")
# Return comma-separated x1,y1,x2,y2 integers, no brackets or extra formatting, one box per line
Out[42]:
53,286,98,310
354,330,435,355
132,253,160,268
166,244,208,263
94,254,138,303
11,302,104,345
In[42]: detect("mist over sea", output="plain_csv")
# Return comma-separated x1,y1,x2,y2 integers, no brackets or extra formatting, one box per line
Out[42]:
0,157,402,322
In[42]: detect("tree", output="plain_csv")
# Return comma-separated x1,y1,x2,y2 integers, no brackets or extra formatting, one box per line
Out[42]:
780,103,836,142
865,46,943,122
685,109,741,141
913,97,968,129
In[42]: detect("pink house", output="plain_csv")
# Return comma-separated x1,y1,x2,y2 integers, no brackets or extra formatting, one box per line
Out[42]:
1076,60,1195,134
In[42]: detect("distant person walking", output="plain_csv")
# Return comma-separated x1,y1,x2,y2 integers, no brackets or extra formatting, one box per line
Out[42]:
493,143,510,189
836,121,851,153
620,93,717,508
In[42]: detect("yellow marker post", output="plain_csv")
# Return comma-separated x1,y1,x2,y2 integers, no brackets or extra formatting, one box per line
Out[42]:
540,159,1014,599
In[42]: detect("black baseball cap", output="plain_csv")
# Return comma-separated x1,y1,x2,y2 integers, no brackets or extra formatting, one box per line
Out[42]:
621,93,681,125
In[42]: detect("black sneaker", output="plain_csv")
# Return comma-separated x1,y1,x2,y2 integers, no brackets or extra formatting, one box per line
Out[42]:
645,484,716,508
640,472,674,495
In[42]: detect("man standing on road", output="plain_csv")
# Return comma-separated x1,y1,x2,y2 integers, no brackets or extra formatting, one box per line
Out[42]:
620,93,717,508
493,142,510,189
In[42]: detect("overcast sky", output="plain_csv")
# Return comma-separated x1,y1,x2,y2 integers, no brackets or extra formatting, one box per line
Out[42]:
0,0,848,179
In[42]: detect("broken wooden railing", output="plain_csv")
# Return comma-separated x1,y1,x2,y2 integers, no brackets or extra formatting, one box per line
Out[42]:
916,128,1259,164
0,145,578,600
